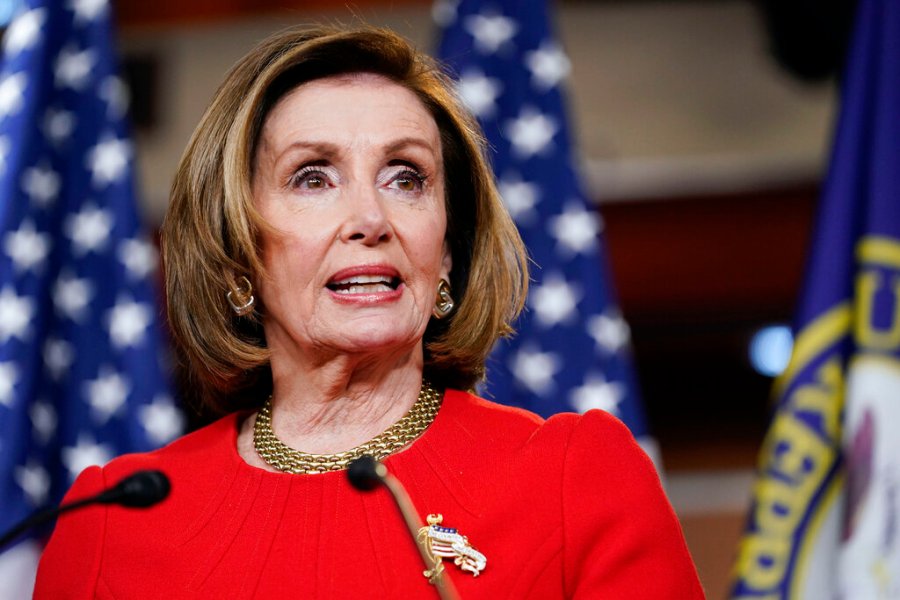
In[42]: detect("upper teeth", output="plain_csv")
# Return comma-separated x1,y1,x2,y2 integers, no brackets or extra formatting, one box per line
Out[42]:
332,275,393,286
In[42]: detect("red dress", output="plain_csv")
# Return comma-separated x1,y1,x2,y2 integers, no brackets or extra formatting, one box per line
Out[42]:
34,390,704,598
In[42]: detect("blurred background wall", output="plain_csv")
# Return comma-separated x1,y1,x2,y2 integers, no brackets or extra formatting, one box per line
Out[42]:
114,1,840,596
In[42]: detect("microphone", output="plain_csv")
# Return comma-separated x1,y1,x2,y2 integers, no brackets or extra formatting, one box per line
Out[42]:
348,456,460,600
0,469,170,552
94,470,170,507
346,455,382,491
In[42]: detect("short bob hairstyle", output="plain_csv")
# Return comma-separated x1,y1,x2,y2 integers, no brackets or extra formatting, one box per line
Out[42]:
162,25,528,413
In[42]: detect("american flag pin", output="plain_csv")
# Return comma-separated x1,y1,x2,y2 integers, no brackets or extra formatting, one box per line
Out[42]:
417,513,487,578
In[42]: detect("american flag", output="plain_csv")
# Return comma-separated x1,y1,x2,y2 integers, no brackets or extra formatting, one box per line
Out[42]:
434,0,649,440
0,0,180,590
424,523,487,576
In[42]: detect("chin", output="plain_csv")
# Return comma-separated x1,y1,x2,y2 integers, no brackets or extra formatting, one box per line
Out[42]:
337,324,423,356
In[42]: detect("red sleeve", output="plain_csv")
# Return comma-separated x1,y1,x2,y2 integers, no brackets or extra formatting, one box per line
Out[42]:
561,410,705,598
33,465,107,599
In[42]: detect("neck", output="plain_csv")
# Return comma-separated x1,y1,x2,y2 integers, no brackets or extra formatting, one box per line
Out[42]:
264,347,426,455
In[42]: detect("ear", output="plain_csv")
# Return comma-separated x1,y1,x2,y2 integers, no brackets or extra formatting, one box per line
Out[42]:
440,241,453,281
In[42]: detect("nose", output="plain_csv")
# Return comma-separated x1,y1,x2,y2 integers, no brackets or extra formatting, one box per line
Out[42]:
340,185,392,246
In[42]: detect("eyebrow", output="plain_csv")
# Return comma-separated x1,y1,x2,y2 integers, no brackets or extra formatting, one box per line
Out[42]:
274,136,438,160
274,141,341,161
382,136,439,156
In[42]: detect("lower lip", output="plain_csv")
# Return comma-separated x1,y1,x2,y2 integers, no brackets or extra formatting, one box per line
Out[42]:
327,283,404,305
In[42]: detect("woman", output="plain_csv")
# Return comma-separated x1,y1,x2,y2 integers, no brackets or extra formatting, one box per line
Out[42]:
35,26,704,598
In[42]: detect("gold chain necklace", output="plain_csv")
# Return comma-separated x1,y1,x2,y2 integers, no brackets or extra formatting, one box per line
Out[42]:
253,380,443,474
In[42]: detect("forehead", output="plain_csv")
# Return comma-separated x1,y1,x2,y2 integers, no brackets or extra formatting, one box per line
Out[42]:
259,73,440,148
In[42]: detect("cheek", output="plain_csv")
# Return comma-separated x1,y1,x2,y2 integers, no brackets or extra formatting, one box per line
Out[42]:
412,227,449,281
258,235,322,298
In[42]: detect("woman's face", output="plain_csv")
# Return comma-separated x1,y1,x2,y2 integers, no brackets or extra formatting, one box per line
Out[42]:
252,73,451,362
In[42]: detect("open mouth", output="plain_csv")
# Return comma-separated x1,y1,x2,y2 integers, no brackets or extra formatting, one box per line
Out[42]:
326,274,402,295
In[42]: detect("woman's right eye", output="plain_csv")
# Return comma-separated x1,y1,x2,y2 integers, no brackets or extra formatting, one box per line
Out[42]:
290,166,332,190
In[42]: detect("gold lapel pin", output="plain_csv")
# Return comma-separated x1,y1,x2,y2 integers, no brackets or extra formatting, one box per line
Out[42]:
418,514,487,578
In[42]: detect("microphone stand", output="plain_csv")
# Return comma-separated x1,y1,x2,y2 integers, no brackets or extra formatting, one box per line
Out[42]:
0,470,170,553
348,457,460,600
0,495,99,551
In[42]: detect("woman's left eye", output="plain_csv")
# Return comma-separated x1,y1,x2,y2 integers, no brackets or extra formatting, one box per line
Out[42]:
387,169,426,193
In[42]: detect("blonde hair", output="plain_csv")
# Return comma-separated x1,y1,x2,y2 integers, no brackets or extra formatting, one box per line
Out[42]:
162,25,528,413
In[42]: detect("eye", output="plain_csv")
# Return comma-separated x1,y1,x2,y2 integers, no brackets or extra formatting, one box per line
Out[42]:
289,165,334,191
387,168,426,193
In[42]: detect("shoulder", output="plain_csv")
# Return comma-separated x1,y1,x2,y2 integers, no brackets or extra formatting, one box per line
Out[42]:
36,414,247,597
554,406,653,472
440,389,581,455
94,413,244,538
542,408,658,497
437,389,650,480
550,411,704,597
440,388,643,453
442,389,543,431
100,412,241,481
541,406,665,519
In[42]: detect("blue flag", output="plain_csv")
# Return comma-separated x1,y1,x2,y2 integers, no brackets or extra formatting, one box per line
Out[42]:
0,0,181,589
434,0,648,439
731,0,900,597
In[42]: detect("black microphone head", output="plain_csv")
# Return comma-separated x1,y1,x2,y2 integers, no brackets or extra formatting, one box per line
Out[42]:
101,470,171,508
347,455,383,491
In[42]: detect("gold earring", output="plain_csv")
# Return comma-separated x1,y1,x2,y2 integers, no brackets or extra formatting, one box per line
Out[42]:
226,275,255,316
432,278,454,319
